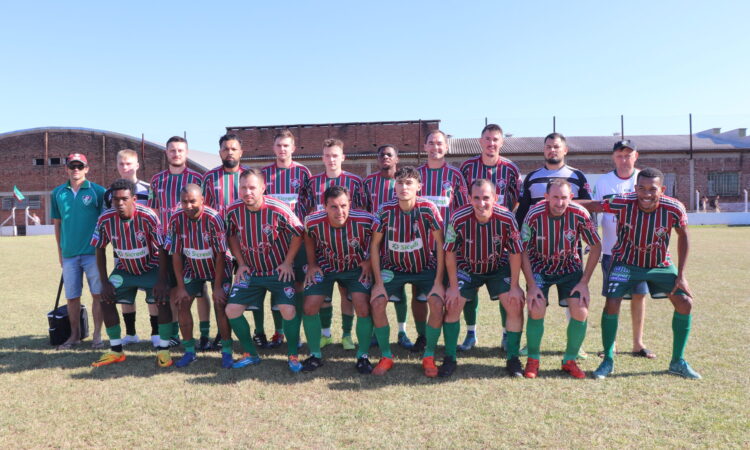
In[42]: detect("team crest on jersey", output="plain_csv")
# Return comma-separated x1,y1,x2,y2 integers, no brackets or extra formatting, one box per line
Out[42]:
291,178,300,189
202,232,211,242
442,181,453,191
496,179,507,190
284,286,295,299
348,238,360,249
262,224,274,236
564,230,576,242
136,231,146,243
492,235,502,245
521,223,532,242
81,194,93,206
655,227,668,238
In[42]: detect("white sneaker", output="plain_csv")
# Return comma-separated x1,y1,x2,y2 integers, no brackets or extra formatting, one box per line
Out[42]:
151,335,160,348
122,335,140,346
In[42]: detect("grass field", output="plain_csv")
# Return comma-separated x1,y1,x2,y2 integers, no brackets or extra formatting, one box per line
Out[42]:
0,228,748,448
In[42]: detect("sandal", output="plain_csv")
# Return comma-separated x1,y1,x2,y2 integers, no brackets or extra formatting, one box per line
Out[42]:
633,348,656,359
91,340,106,349
57,341,80,350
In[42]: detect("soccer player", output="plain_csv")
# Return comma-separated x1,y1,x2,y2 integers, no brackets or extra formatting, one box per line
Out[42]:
261,129,312,349
300,139,367,349
149,136,204,349
459,124,521,351
370,167,445,377
443,179,525,377
90,179,173,367
586,168,700,379
301,185,376,373
592,140,654,358
165,185,234,368
225,169,304,371
51,153,105,350
520,179,602,379
104,149,154,347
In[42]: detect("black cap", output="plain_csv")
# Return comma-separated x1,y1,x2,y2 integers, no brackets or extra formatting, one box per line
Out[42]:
613,139,637,152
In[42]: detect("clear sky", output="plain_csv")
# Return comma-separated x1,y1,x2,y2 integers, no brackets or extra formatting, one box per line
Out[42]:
2,1,748,153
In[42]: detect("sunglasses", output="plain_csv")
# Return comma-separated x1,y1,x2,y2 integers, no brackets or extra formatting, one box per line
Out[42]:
67,163,86,170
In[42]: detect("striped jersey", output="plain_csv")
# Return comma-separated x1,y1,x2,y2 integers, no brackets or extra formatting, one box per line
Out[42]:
460,155,521,211
305,209,375,274
363,172,396,214
521,201,601,275
444,204,523,274
149,168,204,233
516,164,591,223
164,206,230,280
91,205,163,276
417,164,468,223
261,161,311,220
225,196,304,277
601,192,688,268
302,171,366,218
104,179,150,208
374,198,443,273
202,165,248,218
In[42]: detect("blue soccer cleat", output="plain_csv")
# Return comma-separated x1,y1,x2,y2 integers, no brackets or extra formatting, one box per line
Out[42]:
231,353,261,369
175,351,197,368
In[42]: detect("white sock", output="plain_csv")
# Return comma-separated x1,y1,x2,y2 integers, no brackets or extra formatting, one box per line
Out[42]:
398,322,406,333
110,338,122,346
321,328,331,337
467,325,476,333
159,338,170,348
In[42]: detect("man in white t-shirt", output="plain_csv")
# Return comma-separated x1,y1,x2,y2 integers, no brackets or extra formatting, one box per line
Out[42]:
592,140,655,359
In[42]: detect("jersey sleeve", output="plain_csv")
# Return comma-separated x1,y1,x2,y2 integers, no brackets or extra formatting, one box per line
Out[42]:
443,219,462,252
90,216,109,248
453,174,468,211
672,202,689,228
505,215,524,254
211,216,228,255
426,202,443,231
515,176,533,224
148,176,158,210
202,176,215,210
50,190,61,220
577,211,601,247
600,195,627,215
373,209,388,234
163,216,179,255
575,170,592,200
149,214,165,248
282,209,304,237
226,209,239,237
520,215,536,251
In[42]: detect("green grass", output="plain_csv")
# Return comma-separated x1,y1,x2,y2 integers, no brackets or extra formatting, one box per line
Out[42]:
0,228,748,448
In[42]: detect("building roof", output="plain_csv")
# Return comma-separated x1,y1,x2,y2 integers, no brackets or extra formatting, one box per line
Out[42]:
226,119,440,131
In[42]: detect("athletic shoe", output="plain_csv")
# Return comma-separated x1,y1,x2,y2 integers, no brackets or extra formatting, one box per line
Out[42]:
356,355,373,374
156,350,173,368
422,356,438,378
253,333,269,349
342,335,355,350
668,359,701,379
288,355,303,373
410,335,426,353
122,335,140,346
577,349,588,360
501,331,507,351
91,352,126,367
397,332,414,350
168,337,181,349
212,334,222,350
175,351,197,368
221,352,233,369
593,358,614,379
438,356,457,378
457,332,477,351
151,335,160,348
197,336,212,351
302,355,323,372
519,345,528,357
319,335,333,349
562,359,586,379
232,353,261,369
506,356,523,378
372,356,394,375
268,332,285,348
524,357,540,379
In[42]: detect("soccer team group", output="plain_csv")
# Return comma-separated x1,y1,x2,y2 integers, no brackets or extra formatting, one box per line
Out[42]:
50,124,701,380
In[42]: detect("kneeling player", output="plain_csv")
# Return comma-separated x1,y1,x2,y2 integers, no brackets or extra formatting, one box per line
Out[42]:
520,179,601,379
91,179,173,367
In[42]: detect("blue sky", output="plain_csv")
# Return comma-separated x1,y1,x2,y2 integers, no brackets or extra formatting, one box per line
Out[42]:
2,1,748,153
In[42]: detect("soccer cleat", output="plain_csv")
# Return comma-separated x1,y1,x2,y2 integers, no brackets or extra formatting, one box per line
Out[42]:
288,355,303,373
668,359,701,379
356,355,373,374
168,337,181,349
268,332,285,348
319,335,333,349
524,357,540,379
422,356,438,378
151,335,160,348
156,350,173,368
372,356,394,376
175,351,197,368
121,335,140,346
562,359,586,379
438,356,457,378
91,352,126,367
221,352,234,369
506,356,524,378
397,332,414,350
519,345,528,357
593,359,614,379
302,355,323,372
212,333,223,350
457,332,477,351
197,336,212,351
410,335,426,353
577,349,589,360
232,353,261,369
501,331,508,351
253,333,269,349
342,335,355,350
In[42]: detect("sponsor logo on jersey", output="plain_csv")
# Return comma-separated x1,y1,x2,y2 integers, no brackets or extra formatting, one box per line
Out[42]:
388,238,423,253
380,269,394,284
183,247,213,260
609,265,630,283
533,273,545,288
109,274,124,288
445,224,457,243
510,230,521,241
115,246,149,259
521,223,532,242
423,195,450,207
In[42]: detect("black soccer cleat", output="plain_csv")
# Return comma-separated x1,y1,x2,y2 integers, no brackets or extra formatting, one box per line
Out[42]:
356,356,373,374
253,332,269,349
197,336,212,351
410,335,426,353
506,356,524,378
438,356,457,378
302,355,324,372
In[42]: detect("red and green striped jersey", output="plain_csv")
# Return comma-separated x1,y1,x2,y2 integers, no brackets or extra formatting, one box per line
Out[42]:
149,168,204,233
305,209,375,274
301,171,366,218
202,165,248,218
261,161,311,220
363,172,396,213
521,201,601,275
601,193,688,268
417,164,468,223
91,205,163,276
374,198,443,273
444,204,523,274
460,156,521,210
225,196,304,277
164,206,230,280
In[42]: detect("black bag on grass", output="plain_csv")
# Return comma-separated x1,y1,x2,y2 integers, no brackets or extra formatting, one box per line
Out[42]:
47,276,89,346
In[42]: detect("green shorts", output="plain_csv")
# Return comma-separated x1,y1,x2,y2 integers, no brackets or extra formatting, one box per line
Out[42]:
183,275,232,298
294,247,308,283
108,267,163,304
227,273,296,309
606,262,686,299
304,268,371,298
458,266,511,301
380,268,437,303
530,271,582,307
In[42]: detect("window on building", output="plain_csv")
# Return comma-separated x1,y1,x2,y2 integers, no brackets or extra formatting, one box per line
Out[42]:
33,158,45,166
49,157,63,166
663,173,676,197
1,195,41,210
707,172,740,196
